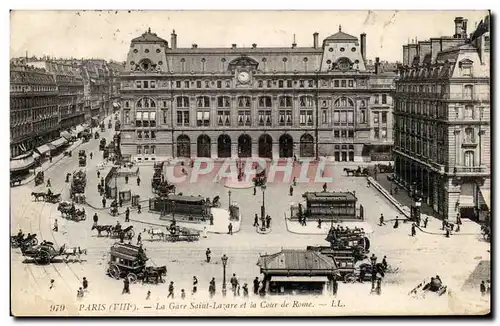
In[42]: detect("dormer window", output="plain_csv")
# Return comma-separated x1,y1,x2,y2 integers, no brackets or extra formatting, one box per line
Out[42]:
459,59,473,77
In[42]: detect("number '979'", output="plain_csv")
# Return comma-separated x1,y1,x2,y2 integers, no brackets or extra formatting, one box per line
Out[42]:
49,304,65,312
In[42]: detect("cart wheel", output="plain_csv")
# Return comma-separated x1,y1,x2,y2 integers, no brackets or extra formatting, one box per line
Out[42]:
129,230,135,238
344,273,356,283
108,264,121,279
127,273,138,284
35,250,50,265
31,238,38,247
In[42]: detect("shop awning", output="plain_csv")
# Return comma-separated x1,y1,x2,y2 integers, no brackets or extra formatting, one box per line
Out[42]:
36,144,54,155
459,183,475,208
60,131,72,140
10,155,35,172
270,276,329,283
51,137,68,148
480,189,490,210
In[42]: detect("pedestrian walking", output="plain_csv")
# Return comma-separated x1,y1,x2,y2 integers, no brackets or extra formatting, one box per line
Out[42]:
393,218,399,229
97,171,100,179
480,281,486,296
49,156,53,163
423,217,428,228
53,219,58,232
82,277,88,291
209,278,216,297
370,254,377,266
209,213,214,225
137,233,142,246
266,215,271,229
317,218,322,229
125,175,129,184
93,213,98,226
46,178,51,188
181,289,186,299
253,277,260,295
322,183,327,192
90,152,93,159
293,177,297,186
379,214,386,226
119,197,123,207
77,287,84,299
137,203,142,214
253,214,259,227
49,279,55,290
102,197,106,208
206,248,211,263
411,223,416,237
192,276,198,294
125,208,130,222
230,273,238,293
228,223,233,235
242,283,249,297
119,232,125,243
441,219,446,230
146,290,151,300
455,223,461,232
253,187,256,196
137,176,141,186
167,281,174,298
122,278,130,294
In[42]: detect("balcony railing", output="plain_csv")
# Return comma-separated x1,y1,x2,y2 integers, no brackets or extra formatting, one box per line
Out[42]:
451,166,488,174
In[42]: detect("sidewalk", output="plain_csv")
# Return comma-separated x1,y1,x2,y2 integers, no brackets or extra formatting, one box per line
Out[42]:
285,218,374,235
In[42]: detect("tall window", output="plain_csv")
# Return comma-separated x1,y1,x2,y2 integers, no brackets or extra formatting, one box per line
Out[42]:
382,94,387,104
259,96,273,126
125,110,130,124
196,96,210,126
464,150,474,167
197,96,210,108
162,110,168,124
381,127,387,139
322,110,328,124
238,96,251,126
464,105,474,119
360,110,366,123
137,97,156,108
381,112,387,123
373,112,379,124
374,94,379,104
347,111,354,123
464,85,473,100
217,96,231,126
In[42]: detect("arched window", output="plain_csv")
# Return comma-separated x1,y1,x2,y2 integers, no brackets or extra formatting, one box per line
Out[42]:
334,97,354,107
136,97,156,108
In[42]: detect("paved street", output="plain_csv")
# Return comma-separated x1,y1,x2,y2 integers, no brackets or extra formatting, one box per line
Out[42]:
10,119,490,314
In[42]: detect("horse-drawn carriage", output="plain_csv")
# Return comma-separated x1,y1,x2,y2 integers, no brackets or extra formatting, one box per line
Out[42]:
111,225,135,240
99,138,106,151
11,233,38,248
70,170,87,199
100,122,105,132
107,242,167,284
57,201,86,222
153,180,176,197
79,156,86,167
376,163,394,173
10,175,23,187
344,167,371,177
34,171,44,186
20,241,64,265
207,195,221,208
31,191,61,203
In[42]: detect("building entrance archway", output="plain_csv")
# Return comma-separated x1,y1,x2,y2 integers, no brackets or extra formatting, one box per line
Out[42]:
176,135,191,158
279,134,294,158
299,134,314,157
258,134,273,159
238,134,252,158
217,134,231,158
197,135,211,158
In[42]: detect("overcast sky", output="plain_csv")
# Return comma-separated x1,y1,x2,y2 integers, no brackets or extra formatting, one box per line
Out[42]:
10,10,488,63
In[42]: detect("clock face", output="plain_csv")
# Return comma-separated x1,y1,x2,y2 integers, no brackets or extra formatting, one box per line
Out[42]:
238,71,250,83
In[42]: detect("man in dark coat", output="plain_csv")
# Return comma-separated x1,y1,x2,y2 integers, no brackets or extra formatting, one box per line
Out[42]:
253,277,260,295
289,185,293,196
253,214,259,227
137,176,141,186
323,183,327,192
192,276,198,294
411,223,416,237
205,248,211,263
93,213,98,225
265,215,271,229
480,280,486,296
122,278,130,294
125,175,129,184
228,223,233,235
167,281,174,298
102,197,106,208
125,208,130,222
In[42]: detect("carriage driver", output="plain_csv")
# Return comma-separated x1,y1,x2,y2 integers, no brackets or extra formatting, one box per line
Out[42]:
115,221,121,232
17,229,24,240
47,187,53,197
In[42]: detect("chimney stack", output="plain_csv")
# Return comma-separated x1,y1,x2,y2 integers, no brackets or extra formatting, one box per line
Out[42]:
454,17,467,39
360,33,366,62
375,57,380,75
232,44,237,49
171,30,177,49
192,43,198,49
313,32,319,49
252,43,257,49
403,45,409,66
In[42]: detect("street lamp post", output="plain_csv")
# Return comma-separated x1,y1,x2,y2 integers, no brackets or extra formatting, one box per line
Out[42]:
228,190,232,209
221,254,228,297
261,184,267,220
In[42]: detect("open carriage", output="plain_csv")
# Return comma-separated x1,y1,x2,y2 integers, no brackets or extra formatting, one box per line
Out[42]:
165,226,200,242
111,225,135,240
11,233,38,248
107,242,166,284
57,202,86,222
20,241,64,265
409,276,447,298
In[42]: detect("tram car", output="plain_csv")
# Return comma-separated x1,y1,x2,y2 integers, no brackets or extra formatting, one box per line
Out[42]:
289,191,363,222
149,195,210,221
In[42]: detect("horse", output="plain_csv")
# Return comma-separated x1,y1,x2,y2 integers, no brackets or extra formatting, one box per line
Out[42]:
63,246,88,263
91,224,113,237
343,168,357,176
142,266,167,284
145,228,166,241
31,192,46,202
